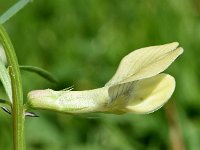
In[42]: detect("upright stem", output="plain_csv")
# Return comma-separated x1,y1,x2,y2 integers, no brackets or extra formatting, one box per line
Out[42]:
0,25,25,149
165,102,185,150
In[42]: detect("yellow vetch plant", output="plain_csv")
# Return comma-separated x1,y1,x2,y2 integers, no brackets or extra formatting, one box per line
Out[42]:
0,1,184,149
27,42,183,114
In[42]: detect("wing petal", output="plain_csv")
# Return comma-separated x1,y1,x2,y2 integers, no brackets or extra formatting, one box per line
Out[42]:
125,73,175,114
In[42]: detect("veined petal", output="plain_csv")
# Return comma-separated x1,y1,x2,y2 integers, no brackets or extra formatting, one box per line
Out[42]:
106,42,183,86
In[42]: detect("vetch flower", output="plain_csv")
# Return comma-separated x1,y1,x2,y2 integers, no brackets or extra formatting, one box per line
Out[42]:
27,42,183,114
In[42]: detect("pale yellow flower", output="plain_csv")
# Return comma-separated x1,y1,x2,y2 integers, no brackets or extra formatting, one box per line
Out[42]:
27,42,183,114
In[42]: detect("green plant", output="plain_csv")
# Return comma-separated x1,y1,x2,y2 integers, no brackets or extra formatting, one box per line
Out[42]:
0,1,183,150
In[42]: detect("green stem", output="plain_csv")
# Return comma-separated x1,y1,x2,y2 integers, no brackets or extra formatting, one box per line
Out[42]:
0,25,25,149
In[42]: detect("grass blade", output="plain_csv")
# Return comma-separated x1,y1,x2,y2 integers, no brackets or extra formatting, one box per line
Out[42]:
0,0,32,24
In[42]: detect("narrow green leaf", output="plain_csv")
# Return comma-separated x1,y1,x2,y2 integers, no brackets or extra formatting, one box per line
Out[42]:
20,65,58,83
0,98,11,106
0,44,7,65
0,0,32,24
0,58,12,102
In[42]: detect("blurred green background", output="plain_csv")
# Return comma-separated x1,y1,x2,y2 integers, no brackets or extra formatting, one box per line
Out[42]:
0,0,199,149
